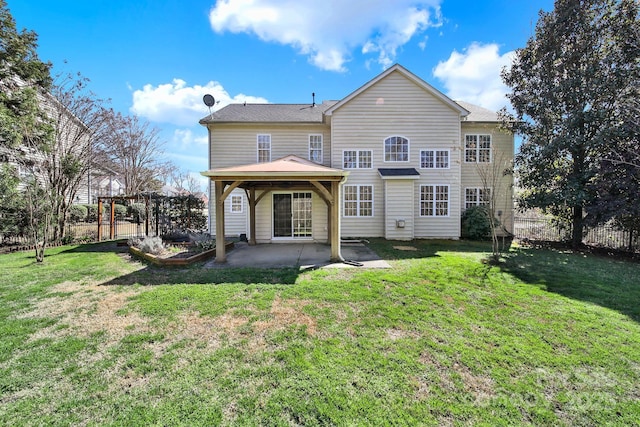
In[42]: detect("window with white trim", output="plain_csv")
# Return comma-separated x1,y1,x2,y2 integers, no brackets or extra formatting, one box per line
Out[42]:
257,134,271,163
309,134,323,163
420,149,450,169
384,136,409,162
230,195,243,213
420,185,449,217
342,150,372,169
465,134,491,163
343,185,373,217
465,188,491,209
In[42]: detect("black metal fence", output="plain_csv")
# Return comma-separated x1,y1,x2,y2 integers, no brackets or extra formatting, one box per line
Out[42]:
513,216,640,253
1,195,208,251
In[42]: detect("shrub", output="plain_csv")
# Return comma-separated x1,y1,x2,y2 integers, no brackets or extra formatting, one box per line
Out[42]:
85,204,108,222
129,203,146,222
68,205,88,223
461,205,499,240
114,204,127,220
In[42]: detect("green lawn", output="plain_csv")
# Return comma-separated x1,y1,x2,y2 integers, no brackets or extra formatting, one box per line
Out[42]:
0,240,638,426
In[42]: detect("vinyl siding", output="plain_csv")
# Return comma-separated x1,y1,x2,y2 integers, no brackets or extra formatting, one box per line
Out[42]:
384,180,414,240
208,124,331,168
460,123,514,234
331,70,462,238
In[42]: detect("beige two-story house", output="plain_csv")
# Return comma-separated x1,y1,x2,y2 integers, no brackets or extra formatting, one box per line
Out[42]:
201,64,513,261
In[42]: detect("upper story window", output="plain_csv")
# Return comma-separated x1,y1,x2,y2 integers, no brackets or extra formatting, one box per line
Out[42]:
309,134,323,163
257,134,271,163
384,136,409,162
465,134,491,163
420,149,450,169
343,150,372,169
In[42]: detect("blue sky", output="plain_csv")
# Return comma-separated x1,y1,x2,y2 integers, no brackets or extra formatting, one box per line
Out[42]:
10,0,553,189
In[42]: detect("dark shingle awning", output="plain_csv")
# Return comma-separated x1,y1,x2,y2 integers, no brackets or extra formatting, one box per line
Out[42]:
377,168,420,179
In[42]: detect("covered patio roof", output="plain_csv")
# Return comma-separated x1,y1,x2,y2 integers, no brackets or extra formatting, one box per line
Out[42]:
201,155,349,263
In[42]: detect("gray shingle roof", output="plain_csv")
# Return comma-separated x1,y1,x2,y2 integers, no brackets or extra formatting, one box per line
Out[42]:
455,101,501,122
200,100,339,124
200,99,500,124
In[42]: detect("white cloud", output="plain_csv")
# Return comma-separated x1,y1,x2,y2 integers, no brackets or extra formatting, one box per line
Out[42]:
209,0,442,72
433,42,514,111
131,79,268,126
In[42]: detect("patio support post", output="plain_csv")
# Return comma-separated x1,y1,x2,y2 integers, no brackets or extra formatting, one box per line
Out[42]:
249,188,257,245
215,180,226,263
330,181,340,261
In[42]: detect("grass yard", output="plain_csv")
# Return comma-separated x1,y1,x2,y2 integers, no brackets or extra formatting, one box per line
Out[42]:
0,240,638,426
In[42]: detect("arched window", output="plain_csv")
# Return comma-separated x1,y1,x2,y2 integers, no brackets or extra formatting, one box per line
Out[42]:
384,136,409,162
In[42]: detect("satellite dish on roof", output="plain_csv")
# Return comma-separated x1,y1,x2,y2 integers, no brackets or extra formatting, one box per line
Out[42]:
203,94,215,107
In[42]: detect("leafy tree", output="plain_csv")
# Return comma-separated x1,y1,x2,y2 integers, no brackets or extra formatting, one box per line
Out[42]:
502,0,640,248
0,164,26,239
0,0,55,260
0,0,52,150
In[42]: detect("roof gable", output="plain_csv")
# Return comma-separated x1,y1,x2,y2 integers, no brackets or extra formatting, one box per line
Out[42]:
324,64,469,117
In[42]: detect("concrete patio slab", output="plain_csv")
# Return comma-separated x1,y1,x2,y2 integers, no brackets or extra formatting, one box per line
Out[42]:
204,242,390,269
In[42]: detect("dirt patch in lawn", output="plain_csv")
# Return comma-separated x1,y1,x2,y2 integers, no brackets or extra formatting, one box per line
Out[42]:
18,281,150,343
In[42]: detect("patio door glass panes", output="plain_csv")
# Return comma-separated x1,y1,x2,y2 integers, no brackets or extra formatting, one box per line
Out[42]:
273,194,292,237
292,192,312,237
273,192,312,238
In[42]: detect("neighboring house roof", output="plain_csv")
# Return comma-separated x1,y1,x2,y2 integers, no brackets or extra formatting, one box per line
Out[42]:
324,64,469,118
456,101,501,122
96,176,123,188
200,101,338,124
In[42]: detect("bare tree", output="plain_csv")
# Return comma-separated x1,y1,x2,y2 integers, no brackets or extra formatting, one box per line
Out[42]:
98,112,170,195
475,148,514,263
169,169,204,195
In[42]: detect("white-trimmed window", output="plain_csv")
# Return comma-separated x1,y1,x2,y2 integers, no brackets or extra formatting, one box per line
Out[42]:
230,194,243,213
343,185,373,217
465,188,491,209
309,134,323,163
465,134,491,163
257,134,271,163
343,150,372,169
384,136,409,162
420,149,450,169
420,185,449,217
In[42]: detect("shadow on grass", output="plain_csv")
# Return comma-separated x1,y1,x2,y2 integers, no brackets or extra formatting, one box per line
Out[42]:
502,244,640,323
100,263,302,286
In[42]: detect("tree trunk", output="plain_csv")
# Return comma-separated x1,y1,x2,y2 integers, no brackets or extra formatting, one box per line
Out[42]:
571,205,583,249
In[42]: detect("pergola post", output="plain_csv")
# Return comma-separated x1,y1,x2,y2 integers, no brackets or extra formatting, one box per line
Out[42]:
215,180,226,263
249,188,257,245
97,199,103,241
330,181,341,261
